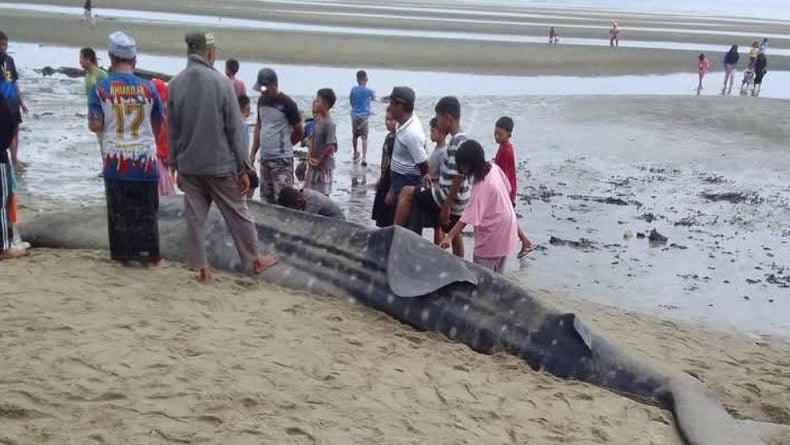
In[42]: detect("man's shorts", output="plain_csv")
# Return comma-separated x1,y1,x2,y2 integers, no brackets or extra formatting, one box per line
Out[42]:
390,172,421,200
416,187,461,231
304,167,333,196
260,157,294,204
352,116,369,140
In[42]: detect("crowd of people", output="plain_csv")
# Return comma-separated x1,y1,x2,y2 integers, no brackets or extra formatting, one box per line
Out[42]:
0,29,534,277
698,38,769,96
0,23,776,273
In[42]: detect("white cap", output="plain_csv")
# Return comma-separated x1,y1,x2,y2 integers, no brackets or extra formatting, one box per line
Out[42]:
108,31,136,59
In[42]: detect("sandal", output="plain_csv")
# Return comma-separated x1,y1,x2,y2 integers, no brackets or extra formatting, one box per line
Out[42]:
517,245,535,259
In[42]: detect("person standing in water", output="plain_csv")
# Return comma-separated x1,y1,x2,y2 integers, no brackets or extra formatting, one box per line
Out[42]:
548,27,559,44
225,58,246,98
609,21,620,47
83,0,96,27
349,70,375,166
80,47,107,162
722,45,739,95
697,53,710,95
80,47,107,98
492,116,532,258
753,53,767,97
759,38,768,55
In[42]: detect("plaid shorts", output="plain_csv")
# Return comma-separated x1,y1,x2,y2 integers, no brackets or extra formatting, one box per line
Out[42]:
304,167,334,196
352,116,369,139
260,157,294,204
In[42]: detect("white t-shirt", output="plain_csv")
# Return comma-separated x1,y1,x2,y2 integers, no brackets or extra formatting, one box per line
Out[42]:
390,115,428,176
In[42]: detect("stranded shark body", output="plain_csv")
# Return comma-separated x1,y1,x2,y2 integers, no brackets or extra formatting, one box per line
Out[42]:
21,197,784,445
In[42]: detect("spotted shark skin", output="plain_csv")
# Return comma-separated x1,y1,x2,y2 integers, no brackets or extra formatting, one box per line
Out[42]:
20,197,779,445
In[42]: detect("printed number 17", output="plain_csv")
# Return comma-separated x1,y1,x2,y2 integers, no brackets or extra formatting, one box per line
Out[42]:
112,103,145,138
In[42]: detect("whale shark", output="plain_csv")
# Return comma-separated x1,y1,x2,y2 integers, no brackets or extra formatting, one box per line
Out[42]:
19,197,788,445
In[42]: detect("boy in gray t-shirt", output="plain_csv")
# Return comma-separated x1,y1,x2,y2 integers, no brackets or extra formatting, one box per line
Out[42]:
305,88,337,196
427,117,447,183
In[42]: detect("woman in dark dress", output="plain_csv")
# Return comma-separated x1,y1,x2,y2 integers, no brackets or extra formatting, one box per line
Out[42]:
371,106,396,227
753,53,768,96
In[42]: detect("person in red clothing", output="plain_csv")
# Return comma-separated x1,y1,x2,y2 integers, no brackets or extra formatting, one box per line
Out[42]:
494,116,532,258
151,78,175,196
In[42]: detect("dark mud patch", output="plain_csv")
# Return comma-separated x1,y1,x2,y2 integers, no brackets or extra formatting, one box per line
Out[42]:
566,194,643,207
699,174,729,184
637,166,682,175
701,191,762,204
548,237,597,251
522,185,562,204
648,229,668,244
638,213,659,223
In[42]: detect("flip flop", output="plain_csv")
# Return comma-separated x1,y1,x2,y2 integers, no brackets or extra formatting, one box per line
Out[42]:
517,247,536,259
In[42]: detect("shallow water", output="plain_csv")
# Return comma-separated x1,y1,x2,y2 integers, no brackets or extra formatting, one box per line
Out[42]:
10,45,790,337
2,2,790,56
9,43,790,99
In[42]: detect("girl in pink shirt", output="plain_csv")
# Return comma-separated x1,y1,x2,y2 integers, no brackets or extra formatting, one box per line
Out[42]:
697,53,710,94
440,139,518,274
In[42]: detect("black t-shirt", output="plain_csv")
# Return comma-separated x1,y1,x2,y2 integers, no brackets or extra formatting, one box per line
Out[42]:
0,53,19,83
0,53,20,123
0,100,14,161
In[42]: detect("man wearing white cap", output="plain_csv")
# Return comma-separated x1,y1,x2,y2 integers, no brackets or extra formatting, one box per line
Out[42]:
87,31,165,264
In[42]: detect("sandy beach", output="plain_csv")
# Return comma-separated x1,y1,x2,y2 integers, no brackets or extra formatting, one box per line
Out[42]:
0,0,789,75
1,249,789,445
2,1,790,443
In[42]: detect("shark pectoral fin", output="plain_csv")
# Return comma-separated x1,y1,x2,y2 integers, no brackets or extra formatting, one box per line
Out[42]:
569,314,593,352
386,227,478,298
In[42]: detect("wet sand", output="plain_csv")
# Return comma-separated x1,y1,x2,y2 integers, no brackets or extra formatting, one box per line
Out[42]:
0,0,789,75
12,64,790,333
1,249,789,445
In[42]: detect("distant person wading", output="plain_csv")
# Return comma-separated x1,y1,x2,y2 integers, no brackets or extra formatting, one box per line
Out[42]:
722,45,740,95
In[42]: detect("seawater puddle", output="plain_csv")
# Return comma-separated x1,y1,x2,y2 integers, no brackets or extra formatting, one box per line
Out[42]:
2,2,790,56
9,42,790,99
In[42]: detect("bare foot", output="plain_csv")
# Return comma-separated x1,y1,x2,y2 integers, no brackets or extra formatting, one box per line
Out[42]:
197,268,212,284
146,258,168,268
0,248,27,260
253,253,279,275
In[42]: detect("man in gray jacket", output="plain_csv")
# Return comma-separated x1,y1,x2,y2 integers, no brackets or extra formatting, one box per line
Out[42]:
167,31,277,283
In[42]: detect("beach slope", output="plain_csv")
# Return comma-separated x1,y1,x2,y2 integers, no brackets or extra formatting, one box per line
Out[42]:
1,249,789,444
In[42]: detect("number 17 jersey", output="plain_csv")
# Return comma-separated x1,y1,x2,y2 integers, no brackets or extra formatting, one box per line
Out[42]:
88,72,164,182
